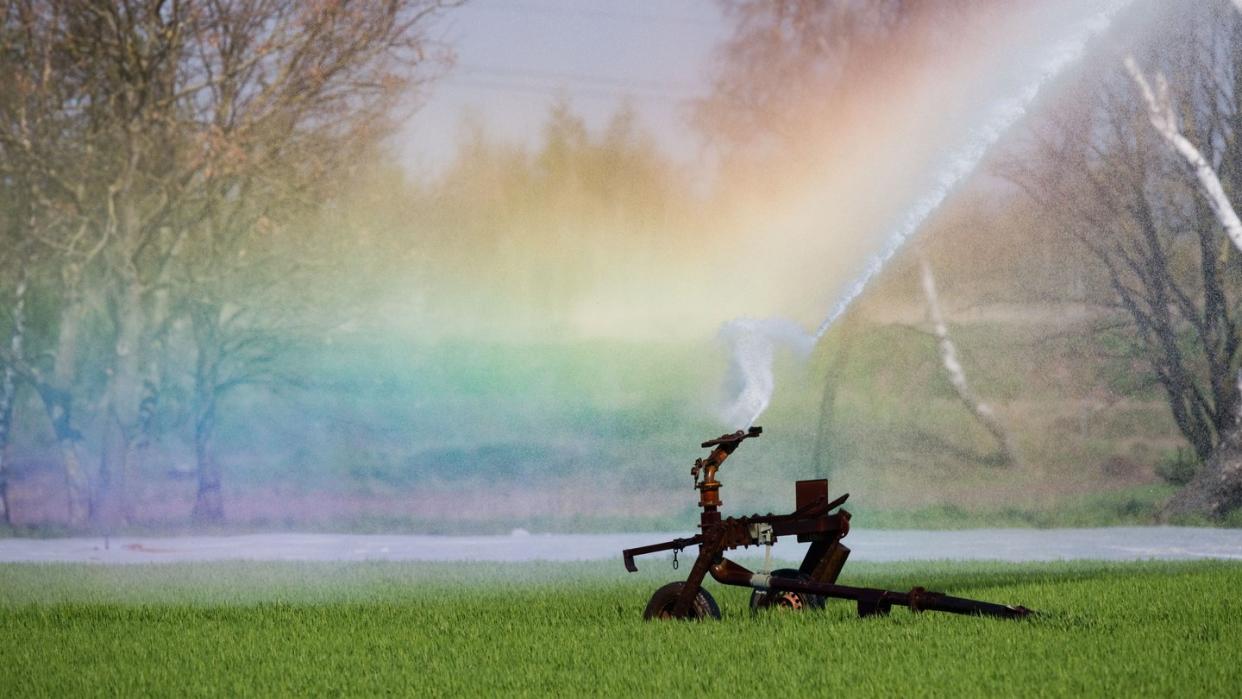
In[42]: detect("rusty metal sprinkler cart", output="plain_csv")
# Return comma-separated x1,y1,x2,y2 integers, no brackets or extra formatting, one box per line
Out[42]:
623,427,1032,620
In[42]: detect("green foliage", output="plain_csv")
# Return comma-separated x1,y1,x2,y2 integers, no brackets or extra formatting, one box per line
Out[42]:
1155,449,1201,487
1,560,1240,696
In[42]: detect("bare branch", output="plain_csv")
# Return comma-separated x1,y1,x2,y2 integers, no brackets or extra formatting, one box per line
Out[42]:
1125,54,1242,254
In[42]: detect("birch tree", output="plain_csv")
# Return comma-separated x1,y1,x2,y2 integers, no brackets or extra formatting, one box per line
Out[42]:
1120,2,1242,518
999,0,1242,518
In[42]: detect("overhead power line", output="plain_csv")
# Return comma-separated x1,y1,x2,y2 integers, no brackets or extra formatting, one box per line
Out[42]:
464,0,716,27
440,77,704,105
457,63,700,93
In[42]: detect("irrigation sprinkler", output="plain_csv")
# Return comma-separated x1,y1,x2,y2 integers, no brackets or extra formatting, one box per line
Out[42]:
623,427,1032,620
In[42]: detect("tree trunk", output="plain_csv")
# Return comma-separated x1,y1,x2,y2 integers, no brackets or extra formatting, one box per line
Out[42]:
122,286,169,522
0,272,23,526
48,283,90,526
191,303,224,524
1,269,92,527
35,379,90,527
920,256,1018,466
94,278,146,527
1165,372,1242,520
1165,422,1242,520
0,394,12,526
812,313,858,478
191,393,223,524
0,435,10,527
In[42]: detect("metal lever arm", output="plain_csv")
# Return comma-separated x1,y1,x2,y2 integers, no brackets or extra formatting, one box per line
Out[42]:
622,535,702,573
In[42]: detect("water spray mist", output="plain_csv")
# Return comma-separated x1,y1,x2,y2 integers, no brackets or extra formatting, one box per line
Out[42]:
718,0,1136,429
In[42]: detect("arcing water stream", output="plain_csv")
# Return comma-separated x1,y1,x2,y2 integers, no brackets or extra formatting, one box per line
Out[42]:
719,0,1136,429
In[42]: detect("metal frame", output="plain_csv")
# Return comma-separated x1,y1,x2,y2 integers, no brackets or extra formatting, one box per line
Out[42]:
623,427,1031,620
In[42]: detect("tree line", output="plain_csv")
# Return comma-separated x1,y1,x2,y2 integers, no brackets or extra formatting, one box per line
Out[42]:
4,0,1242,527
0,1,718,528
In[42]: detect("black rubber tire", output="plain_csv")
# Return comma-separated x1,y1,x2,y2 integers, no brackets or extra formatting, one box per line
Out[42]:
642,582,722,620
749,568,826,612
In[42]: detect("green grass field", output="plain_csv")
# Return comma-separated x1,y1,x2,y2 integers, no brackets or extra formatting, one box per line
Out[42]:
3,560,1241,696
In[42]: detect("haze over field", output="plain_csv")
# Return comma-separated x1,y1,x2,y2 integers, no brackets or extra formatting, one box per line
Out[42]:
388,0,1142,343
2,0,1240,534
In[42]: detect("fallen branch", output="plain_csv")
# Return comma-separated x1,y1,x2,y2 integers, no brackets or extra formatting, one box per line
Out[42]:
920,255,1018,466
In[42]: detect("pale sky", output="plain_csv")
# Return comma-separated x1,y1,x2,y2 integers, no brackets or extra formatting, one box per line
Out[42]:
395,0,732,174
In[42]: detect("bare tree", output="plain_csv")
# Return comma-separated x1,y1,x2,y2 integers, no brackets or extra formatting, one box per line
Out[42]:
0,0,455,527
1120,3,1242,518
164,1,454,523
998,0,1242,517
181,196,352,523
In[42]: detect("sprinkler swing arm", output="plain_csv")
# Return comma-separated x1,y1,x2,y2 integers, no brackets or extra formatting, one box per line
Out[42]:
622,427,1032,620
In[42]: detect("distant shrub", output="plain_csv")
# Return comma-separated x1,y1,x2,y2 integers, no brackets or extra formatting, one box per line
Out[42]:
1155,449,1200,486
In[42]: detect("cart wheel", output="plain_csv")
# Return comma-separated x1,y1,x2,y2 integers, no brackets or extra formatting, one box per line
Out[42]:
750,568,826,612
642,582,722,621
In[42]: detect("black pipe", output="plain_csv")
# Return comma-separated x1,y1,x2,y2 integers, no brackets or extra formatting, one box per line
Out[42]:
711,558,1031,619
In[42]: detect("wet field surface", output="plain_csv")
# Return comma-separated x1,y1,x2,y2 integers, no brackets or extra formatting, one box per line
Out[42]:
2,527,1241,564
